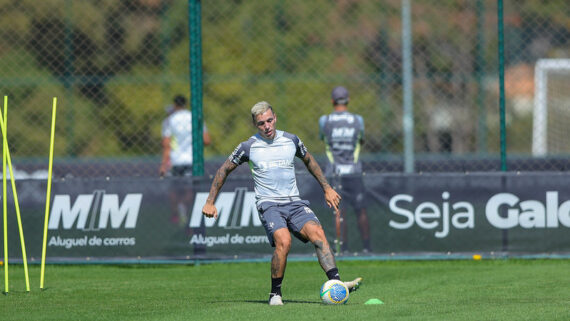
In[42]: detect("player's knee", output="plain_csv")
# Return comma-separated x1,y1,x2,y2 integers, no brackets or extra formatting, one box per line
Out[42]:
274,239,291,254
273,230,291,253
309,226,327,244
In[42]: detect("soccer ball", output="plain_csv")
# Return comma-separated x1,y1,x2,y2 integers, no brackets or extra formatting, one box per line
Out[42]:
320,279,349,304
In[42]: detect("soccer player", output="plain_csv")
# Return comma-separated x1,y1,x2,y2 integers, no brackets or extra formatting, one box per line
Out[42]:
319,86,371,253
160,95,211,227
160,95,211,177
202,101,362,305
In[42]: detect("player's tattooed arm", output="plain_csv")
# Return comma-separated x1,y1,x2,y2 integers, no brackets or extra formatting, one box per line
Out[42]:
203,159,237,219
302,151,331,190
206,159,238,203
302,152,341,210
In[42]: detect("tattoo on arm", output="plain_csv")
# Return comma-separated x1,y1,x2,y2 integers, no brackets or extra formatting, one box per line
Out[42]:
303,152,331,190
207,160,237,203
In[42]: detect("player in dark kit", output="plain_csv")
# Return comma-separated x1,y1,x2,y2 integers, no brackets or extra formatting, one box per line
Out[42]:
202,101,362,305
319,86,371,253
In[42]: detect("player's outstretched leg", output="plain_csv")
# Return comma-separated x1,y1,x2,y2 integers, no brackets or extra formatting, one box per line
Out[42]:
302,221,337,273
344,277,363,292
301,220,363,293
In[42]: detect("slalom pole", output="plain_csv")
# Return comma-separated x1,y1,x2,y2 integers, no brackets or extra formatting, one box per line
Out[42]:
0,98,30,292
332,174,342,256
334,209,342,255
40,98,57,290
2,96,8,293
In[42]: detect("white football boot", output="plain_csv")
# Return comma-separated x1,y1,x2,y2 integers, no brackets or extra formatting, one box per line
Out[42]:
343,277,363,293
268,294,284,306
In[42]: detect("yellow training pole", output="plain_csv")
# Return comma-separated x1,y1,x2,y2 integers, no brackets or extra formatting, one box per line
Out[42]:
0,98,30,292
2,96,8,293
40,98,57,289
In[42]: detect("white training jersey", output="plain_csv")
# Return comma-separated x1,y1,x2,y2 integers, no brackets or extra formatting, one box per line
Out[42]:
229,130,307,206
162,109,207,166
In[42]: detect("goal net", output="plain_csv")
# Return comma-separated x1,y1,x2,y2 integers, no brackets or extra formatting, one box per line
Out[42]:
532,59,570,156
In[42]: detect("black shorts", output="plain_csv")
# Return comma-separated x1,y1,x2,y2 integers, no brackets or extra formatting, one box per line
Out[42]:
168,166,193,194
171,165,193,177
333,175,366,210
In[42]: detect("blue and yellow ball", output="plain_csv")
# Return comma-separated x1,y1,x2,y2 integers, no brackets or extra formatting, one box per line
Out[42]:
320,279,349,304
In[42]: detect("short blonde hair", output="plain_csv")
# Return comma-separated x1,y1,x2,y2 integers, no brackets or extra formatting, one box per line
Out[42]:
251,101,273,123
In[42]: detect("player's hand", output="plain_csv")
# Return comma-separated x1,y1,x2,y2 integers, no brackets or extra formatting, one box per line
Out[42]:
159,162,169,177
202,202,218,219
324,187,341,211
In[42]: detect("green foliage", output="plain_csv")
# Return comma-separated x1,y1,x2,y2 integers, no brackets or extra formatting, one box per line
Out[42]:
0,0,568,166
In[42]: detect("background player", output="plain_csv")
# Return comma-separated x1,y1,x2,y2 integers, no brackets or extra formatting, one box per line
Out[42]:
160,95,211,227
319,86,371,253
202,101,361,305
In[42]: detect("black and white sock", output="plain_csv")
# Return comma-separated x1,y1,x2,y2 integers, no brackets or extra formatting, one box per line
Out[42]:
326,268,340,280
271,277,283,296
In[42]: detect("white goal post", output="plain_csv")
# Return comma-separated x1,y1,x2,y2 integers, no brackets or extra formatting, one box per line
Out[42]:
532,58,570,156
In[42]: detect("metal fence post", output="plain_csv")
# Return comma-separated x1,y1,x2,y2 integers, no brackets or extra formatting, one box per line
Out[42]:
497,0,507,171
189,0,204,176
401,0,414,173
476,0,487,154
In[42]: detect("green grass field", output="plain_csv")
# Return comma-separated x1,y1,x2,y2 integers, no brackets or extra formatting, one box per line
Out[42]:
1,259,569,320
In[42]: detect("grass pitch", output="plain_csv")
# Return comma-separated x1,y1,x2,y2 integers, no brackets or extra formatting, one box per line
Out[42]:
1,259,569,320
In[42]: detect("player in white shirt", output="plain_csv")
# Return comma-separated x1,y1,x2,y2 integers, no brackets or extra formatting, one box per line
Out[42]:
160,95,211,177
202,101,361,305
160,95,211,228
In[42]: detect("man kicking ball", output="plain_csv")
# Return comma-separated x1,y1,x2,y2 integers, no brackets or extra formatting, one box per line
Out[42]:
202,101,362,305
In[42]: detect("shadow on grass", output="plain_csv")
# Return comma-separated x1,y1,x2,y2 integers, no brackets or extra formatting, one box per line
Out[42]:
2,287,51,295
216,299,321,305
2,290,32,295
